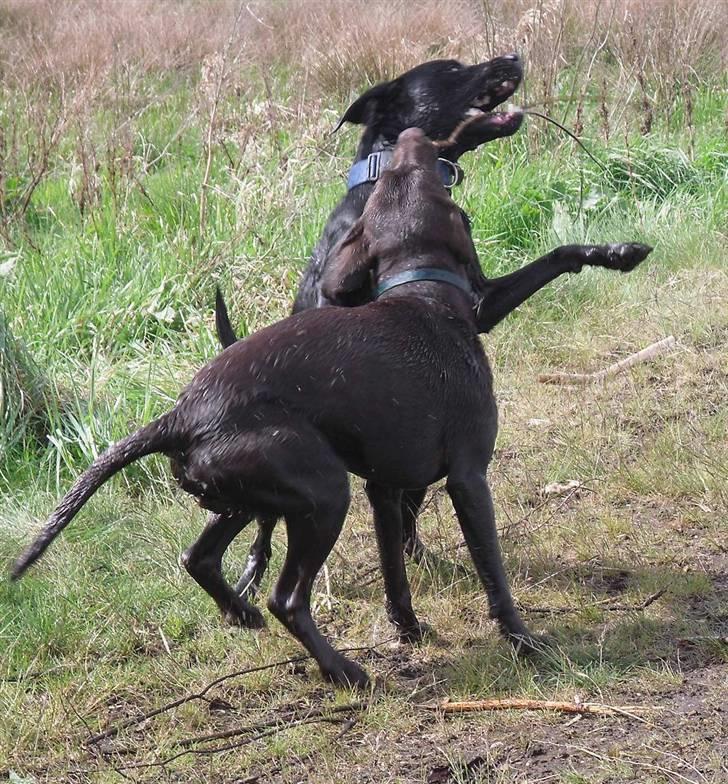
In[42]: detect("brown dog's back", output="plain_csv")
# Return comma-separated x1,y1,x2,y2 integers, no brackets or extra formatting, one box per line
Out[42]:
178,297,495,491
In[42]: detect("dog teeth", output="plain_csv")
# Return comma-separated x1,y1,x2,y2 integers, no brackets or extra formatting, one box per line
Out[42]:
466,107,485,117
471,94,491,108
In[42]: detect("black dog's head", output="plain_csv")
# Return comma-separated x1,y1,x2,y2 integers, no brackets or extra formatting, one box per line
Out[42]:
334,54,523,161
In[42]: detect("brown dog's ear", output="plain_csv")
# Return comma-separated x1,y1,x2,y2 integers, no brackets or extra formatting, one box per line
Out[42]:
331,80,397,133
321,220,374,303
447,208,478,266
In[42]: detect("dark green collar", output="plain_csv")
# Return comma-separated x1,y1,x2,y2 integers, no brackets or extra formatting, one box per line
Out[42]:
375,267,472,299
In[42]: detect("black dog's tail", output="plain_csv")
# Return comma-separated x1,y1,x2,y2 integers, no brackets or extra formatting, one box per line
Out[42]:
11,414,179,580
215,287,238,348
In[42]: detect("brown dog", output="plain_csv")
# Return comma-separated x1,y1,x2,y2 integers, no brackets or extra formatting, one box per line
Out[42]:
12,128,651,687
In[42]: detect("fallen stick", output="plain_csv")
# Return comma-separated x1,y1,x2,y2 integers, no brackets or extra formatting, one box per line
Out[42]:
519,587,666,616
538,336,677,385
435,698,653,717
177,702,364,748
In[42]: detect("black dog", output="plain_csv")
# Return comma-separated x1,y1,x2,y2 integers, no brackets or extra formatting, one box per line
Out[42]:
225,54,526,600
12,128,652,688
221,55,651,604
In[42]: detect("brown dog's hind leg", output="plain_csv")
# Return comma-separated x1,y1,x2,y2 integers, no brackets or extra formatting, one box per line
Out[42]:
264,445,368,688
182,510,265,629
268,500,369,689
447,472,547,655
367,482,426,643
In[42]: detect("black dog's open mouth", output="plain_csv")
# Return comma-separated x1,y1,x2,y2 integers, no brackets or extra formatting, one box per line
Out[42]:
467,103,523,130
467,78,518,114
464,77,522,133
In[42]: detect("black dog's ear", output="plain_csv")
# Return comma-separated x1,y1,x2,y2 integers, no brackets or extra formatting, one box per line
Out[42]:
321,219,374,302
332,80,397,133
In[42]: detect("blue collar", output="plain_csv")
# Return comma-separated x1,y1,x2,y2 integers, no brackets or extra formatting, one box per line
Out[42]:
375,267,472,299
347,151,463,191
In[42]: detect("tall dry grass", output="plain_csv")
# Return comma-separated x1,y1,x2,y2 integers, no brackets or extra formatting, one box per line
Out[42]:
0,0,725,240
1,1,725,99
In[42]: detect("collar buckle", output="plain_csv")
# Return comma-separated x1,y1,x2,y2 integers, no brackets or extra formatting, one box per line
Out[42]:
366,151,383,181
437,158,463,189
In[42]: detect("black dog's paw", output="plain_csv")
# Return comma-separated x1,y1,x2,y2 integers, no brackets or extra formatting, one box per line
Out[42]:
224,604,266,630
605,242,653,272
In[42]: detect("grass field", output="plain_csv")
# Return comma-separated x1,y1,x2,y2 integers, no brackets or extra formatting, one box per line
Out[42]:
1,1,726,781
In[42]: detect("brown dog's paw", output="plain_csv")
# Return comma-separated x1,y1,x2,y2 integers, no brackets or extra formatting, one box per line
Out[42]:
605,242,653,272
326,659,369,689
497,611,552,657
398,621,434,645
324,657,370,689
224,604,266,629
510,631,553,657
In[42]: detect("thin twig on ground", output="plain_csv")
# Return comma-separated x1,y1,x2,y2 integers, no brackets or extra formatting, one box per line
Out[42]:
177,701,363,747
236,715,359,784
431,697,658,717
74,708,361,777
519,587,667,616
86,636,394,745
109,713,359,772
538,336,677,385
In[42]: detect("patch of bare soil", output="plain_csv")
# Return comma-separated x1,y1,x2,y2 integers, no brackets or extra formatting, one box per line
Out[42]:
470,664,727,783
320,661,727,783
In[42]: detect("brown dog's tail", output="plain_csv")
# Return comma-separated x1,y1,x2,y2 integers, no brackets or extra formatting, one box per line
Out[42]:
215,287,238,349
11,414,179,580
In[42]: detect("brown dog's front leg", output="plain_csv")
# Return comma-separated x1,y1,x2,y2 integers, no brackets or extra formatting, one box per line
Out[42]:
476,243,652,333
446,472,546,655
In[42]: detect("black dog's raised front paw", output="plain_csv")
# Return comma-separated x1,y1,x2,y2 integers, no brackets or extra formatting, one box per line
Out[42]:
603,242,653,272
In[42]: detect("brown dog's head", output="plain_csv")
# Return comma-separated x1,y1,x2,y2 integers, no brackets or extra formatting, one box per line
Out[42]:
322,127,488,307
